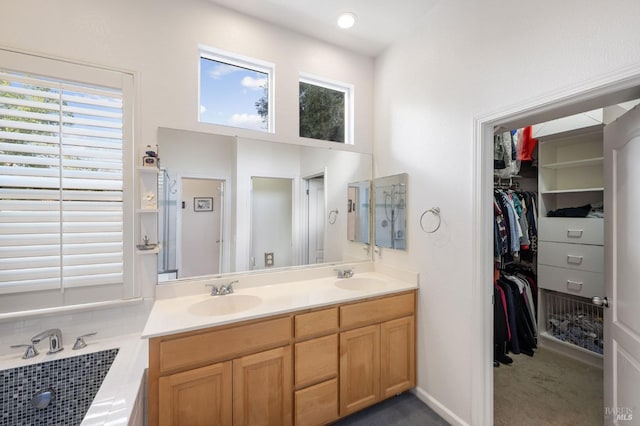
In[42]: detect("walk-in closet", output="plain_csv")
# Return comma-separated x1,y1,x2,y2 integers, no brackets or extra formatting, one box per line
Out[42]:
490,102,639,425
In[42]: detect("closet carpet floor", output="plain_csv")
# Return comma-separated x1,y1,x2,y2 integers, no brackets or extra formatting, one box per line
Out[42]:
494,347,603,426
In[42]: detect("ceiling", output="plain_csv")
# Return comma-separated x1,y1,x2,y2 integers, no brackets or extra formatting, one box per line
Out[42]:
207,0,440,57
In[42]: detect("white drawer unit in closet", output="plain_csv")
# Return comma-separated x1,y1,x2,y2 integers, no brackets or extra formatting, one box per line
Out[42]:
538,265,604,298
537,241,604,273
537,217,603,245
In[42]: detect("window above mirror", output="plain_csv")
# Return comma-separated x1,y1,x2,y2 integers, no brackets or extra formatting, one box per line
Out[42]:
299,73,353,144
199,46,274,133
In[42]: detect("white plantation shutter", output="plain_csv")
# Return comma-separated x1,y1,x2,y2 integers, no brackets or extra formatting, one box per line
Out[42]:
0,52,133,311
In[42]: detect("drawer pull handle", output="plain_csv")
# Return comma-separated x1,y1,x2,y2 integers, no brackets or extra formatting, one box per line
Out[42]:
567,255,584,265
567,229,584,238
566,280,583,291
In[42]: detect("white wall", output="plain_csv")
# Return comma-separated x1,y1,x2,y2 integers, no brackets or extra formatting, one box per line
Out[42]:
250,177,293,269
0,0,373,340
374,0,640,424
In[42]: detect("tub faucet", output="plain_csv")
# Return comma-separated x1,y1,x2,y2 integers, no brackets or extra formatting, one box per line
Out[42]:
10,343,39,359
334,268,353,278
31,329,64,355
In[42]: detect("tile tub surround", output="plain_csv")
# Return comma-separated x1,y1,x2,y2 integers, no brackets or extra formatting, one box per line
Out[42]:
0,334,148,426
1,348,118,426
143,262,419,338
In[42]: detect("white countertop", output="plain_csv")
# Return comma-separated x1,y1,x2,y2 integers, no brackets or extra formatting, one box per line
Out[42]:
142,270,418,338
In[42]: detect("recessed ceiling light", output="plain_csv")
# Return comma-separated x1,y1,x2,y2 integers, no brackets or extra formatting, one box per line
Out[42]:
337,12,357,29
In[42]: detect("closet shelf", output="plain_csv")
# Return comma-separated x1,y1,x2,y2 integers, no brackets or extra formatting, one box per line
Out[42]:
541,157,603,169
137,166,160,174
541,187,604,194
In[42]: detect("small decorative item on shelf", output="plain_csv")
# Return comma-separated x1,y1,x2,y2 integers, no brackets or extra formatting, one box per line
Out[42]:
143,191,157,210
142,144,159,167
136,235,158,251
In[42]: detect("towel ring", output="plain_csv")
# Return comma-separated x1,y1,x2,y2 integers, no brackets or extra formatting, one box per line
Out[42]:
420,207,441,233
328,209,339,225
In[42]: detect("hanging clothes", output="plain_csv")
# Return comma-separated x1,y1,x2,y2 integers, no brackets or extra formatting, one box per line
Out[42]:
493,189,538,268
493,183,539,365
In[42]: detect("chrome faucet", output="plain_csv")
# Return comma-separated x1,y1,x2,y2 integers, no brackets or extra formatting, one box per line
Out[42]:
218,280,238,295
334,268,354,278
10,343,39,359
206,280,238,296
31,329,64,355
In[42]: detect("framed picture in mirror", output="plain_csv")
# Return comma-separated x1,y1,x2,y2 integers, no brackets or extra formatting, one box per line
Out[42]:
194,197,213,212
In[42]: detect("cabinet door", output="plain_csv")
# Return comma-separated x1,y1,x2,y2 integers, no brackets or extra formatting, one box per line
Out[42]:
339,324,380,416
233,346,292,426
381,316,415,398
158,361,232,426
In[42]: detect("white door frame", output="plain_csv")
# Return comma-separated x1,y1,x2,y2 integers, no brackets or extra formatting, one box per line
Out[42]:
302,171,326,264
472,65,640,425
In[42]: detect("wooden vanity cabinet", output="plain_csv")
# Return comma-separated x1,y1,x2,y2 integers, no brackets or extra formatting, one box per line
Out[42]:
149,316,292,426
233,346,292,426
293,307,339,426
159,361,232,426
149,290,416,426
339,292,416,417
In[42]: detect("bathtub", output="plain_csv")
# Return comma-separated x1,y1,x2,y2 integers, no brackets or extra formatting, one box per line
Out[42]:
0,334,147,426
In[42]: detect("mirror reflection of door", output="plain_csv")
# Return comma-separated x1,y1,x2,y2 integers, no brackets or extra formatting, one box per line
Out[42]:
347,181,370,244
306,176,325,264
179,177,224,278
250,177,293,270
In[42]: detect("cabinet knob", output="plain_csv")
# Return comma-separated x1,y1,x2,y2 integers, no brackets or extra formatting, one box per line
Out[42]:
566,255,584,265
567,229,584,238
566,280,583,291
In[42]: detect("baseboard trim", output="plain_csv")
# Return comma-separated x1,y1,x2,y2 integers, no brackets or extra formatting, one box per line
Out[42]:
412,387,470,426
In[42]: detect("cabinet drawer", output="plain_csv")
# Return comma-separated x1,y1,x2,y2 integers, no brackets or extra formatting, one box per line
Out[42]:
295,334,337,388
340,292,415,329
538,265,604,298
538,217,603,245
538,241,603,273
294,379,338,426
158,316,291,373
295,307,338,339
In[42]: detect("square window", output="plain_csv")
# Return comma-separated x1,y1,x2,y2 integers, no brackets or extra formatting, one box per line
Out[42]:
299,75,353,144
199,47,274,133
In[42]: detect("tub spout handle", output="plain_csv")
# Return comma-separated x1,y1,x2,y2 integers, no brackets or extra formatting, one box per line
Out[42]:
72,332,97,350
11,343,39,359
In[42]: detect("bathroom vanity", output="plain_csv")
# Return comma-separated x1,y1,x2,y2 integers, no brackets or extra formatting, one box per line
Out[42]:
143,268,417,426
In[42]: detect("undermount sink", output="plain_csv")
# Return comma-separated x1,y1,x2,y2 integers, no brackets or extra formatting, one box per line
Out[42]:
188,294,262,316
334,277,391,291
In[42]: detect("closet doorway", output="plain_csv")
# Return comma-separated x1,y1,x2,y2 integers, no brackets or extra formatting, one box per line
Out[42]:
474,70,640,425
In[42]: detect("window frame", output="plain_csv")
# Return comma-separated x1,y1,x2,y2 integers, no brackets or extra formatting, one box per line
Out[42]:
0,48,135,315
198,45,276,134
299,72,354,145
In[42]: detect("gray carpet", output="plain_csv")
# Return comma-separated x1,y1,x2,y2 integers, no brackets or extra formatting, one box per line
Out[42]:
494,347,603,426
333,393,449,426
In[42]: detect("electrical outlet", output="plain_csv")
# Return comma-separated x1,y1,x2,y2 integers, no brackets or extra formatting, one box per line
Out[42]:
265,252,274,267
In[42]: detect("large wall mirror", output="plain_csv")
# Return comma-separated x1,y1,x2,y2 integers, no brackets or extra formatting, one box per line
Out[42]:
374,173,407,250
156,127,373,282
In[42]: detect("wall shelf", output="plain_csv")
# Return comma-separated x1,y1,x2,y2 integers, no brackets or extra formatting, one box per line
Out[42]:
540,187,604,195
137,166,159,172
541,157,603,169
